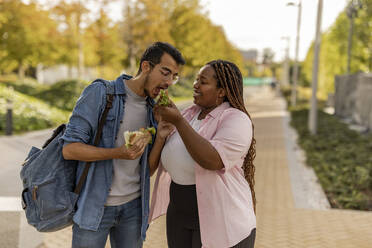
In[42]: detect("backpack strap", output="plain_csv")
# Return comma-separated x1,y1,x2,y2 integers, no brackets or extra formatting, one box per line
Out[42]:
74,81,114,195
41,124,66,149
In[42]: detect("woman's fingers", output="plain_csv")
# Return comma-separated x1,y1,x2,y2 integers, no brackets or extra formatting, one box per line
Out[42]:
168,99,177,108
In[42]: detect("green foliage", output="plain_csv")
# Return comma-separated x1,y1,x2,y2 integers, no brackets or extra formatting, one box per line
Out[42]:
0,85,70,134
0,0,246,80
51,0,89,68
290,108,372,210
0,75,48,95
301,0,372,99
1,76,88,112
35,79,89,112
122,0,174,73
83,10,126,79
0,0,60,75
166,0,245,76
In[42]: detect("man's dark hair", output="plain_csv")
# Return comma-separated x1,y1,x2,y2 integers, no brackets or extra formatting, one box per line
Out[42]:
136,42,185,75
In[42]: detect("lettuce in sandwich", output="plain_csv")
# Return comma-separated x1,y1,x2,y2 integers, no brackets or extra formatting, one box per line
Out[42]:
158,89,170,106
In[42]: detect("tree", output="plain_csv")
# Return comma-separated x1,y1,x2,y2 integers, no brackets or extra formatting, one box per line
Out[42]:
52,0,89,77
353,0,372,72
84,9,126,78
0,0,60,78
168,0,244,76
122,0,173,74
120,0,244,76
301,0,371,99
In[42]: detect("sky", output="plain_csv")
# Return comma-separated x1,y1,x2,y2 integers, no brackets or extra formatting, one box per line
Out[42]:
199,0,348,61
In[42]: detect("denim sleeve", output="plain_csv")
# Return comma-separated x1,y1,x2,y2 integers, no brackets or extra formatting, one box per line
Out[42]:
59,82,106,146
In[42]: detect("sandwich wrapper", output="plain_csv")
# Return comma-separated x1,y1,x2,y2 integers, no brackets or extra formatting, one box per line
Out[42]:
124,127,156,148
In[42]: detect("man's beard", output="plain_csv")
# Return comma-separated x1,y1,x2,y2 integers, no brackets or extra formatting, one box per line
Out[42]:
143,74,151,98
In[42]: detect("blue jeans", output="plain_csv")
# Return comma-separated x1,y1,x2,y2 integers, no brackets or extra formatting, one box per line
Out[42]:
72,197,143,248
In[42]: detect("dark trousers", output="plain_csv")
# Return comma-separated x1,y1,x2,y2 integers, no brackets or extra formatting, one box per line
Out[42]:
166,181,256,248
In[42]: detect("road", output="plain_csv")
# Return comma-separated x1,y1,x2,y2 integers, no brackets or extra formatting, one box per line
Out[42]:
0,129,53,248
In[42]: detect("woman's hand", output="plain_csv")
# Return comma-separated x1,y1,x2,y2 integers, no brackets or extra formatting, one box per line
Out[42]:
157,120,175,140
148,119,175,177
154,100,183,126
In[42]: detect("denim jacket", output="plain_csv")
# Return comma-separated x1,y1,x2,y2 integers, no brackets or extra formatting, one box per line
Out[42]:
59,74,157,240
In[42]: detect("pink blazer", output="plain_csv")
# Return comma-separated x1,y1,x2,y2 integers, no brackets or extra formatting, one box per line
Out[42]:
149,102,256,248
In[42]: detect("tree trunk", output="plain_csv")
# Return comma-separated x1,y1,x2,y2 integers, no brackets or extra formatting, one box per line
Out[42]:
124,1,137,76
18,63,25,79
78,40,84,78
77,0,84,79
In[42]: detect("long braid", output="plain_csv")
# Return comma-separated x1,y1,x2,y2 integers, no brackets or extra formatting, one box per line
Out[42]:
207,60,257,213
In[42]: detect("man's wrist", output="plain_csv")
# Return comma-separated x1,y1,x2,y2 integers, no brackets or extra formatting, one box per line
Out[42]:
110,147,123,159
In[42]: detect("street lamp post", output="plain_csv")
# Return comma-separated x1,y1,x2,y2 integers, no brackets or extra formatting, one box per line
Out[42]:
6,99,13,136
281,36,290,87
287,0,302,107
308,0,323,135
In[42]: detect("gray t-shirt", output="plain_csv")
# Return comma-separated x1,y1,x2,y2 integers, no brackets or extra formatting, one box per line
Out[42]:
105,81,148,206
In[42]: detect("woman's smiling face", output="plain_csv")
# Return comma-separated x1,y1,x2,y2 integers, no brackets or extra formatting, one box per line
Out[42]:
193,65,225,110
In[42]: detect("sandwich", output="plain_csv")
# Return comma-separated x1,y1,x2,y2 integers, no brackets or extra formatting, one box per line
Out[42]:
124,127,156,148
158,89,170,106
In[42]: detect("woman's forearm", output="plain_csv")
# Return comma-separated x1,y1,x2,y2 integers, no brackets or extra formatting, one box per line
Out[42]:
175,118,224,170
148,136,166,176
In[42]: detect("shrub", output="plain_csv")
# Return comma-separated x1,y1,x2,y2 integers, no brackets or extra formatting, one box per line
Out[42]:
0,85,70,134
290,108,372,210
0,75,48,95
35,79,89,111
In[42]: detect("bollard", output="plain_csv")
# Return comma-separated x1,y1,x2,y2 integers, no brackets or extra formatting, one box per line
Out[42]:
6,99,13,136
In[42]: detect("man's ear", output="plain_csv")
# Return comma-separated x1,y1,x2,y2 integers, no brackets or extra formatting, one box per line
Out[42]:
141,61,152,74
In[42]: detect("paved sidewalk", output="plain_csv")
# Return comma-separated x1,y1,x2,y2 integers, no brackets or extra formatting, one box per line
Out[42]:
40,174,165,248
9,86,372,247
248,87,372,248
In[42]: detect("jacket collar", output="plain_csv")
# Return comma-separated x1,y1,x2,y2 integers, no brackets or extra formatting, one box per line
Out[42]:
113,74,132,95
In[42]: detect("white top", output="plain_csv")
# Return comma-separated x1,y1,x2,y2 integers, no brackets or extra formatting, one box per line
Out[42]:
161,111,202,185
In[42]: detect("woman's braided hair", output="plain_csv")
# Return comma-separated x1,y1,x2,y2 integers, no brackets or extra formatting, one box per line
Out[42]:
207,60,257,213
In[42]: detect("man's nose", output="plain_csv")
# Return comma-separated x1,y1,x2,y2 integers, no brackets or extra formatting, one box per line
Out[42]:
161,82,170,89
165,80,173,87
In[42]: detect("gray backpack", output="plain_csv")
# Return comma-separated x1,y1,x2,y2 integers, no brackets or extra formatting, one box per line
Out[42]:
20,80,114,232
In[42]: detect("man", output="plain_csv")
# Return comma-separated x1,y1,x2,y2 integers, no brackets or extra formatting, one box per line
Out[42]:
61,42,185,248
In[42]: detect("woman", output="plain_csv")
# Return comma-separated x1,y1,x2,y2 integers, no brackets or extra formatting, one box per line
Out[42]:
149,60,256,248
